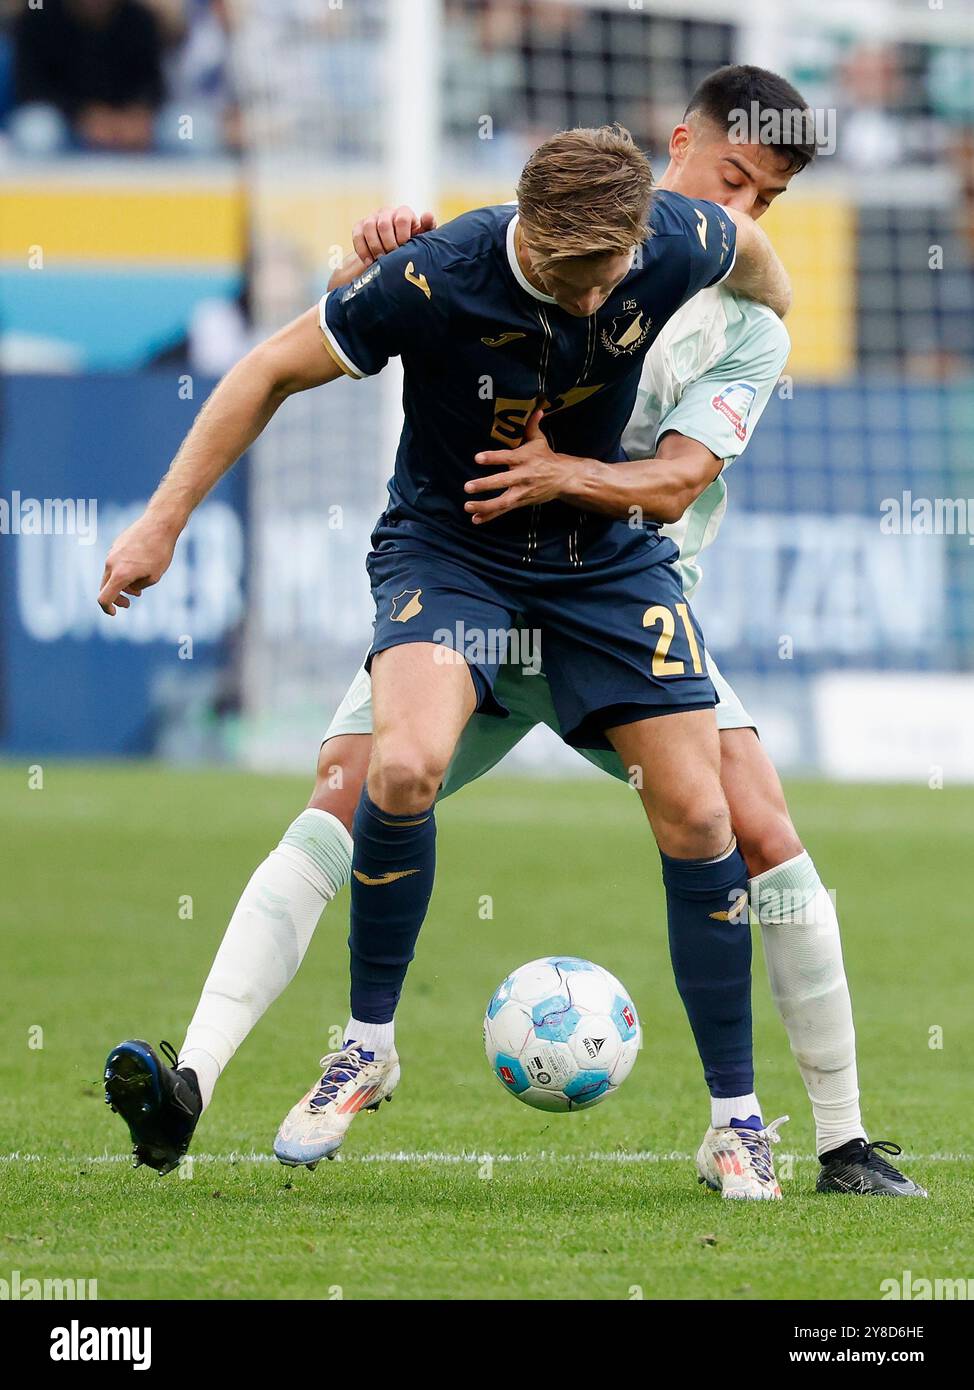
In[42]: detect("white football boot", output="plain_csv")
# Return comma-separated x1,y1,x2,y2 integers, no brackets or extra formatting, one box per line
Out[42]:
274,1044,400,1169
695,1115,789,1200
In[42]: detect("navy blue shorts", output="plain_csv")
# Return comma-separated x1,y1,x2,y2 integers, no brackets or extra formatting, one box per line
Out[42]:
366,522,715,750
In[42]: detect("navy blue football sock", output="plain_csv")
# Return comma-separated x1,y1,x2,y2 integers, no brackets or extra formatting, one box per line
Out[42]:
660,842,753,1099
348,790,437,1024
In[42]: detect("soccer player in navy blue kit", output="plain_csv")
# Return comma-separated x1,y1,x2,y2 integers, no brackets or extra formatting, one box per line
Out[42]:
100,125,791,1187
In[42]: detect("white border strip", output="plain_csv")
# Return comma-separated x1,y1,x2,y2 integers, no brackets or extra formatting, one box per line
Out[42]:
714,241,738,287
1,1150,968,1166
318,292,368,378
506,214,558,304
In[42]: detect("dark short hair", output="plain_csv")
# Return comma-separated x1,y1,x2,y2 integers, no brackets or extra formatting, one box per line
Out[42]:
685,64,817,173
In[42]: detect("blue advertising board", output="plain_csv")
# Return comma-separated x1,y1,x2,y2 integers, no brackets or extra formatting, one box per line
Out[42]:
0,374,246,756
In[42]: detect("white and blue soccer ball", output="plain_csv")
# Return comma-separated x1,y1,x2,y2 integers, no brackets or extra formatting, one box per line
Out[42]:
483,956,641,1112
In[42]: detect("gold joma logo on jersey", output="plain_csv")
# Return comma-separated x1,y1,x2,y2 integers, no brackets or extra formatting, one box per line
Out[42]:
404,261,431,299
709,891,749,923
353,869,421,886
601,309,651,357
481,331,526,348
390,588,423,622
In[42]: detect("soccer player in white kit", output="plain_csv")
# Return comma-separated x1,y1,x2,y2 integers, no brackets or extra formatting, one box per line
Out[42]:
104,65,924,1200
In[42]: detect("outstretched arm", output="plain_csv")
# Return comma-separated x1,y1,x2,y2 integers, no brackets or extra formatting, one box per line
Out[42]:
723,207,792,318
98,307,344,615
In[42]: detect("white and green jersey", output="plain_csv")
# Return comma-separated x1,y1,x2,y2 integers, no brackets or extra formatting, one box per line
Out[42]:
324,288,790,783
624,286,791,597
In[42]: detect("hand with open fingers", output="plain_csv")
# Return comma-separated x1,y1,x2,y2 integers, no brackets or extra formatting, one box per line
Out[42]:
97,513,179,616
465,409,582,524
352,205,437,265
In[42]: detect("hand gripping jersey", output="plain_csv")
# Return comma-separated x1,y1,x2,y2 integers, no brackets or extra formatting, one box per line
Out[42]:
320,191,736,568
322,286,789,759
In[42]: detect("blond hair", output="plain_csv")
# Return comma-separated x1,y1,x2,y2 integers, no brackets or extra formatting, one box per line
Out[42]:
516,124,653,268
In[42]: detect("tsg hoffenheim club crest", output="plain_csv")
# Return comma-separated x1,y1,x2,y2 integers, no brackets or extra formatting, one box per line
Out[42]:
601,305,651,357
390,588,424,622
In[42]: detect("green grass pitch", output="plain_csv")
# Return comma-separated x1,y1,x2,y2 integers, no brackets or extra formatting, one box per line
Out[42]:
1,762,971,1301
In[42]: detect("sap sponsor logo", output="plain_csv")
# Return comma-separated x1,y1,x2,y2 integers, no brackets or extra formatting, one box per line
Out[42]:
1,1268,97,1300
0,492,97,545
710,382,757,441
17,501,243,643
50,1320,151,1371
881,1269,974,1300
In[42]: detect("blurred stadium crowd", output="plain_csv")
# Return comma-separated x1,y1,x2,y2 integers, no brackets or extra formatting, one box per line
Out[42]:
0,0,237,156
1,2,972,168
1,1,972,372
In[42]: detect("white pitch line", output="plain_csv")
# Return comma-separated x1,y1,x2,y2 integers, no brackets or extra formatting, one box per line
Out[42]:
1,1150,971,1166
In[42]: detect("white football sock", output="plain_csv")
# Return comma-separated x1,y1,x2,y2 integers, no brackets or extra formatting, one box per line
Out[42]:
179,809,352,1110
345,1018,395,1058
752,851,866,1156
711,1093,762,1129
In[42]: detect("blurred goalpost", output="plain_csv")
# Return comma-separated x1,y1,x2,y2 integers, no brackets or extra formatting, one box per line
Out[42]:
229,0,974,776
229,0,441,769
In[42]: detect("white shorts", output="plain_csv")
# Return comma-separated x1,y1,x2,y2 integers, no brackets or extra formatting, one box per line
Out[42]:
323,662,374,741
322,651,756,745
707,653,757,732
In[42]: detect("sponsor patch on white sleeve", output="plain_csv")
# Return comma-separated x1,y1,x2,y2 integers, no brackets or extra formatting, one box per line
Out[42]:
710,382,758,441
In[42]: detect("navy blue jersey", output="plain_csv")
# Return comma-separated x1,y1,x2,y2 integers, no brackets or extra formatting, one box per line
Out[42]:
320,190,735,567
